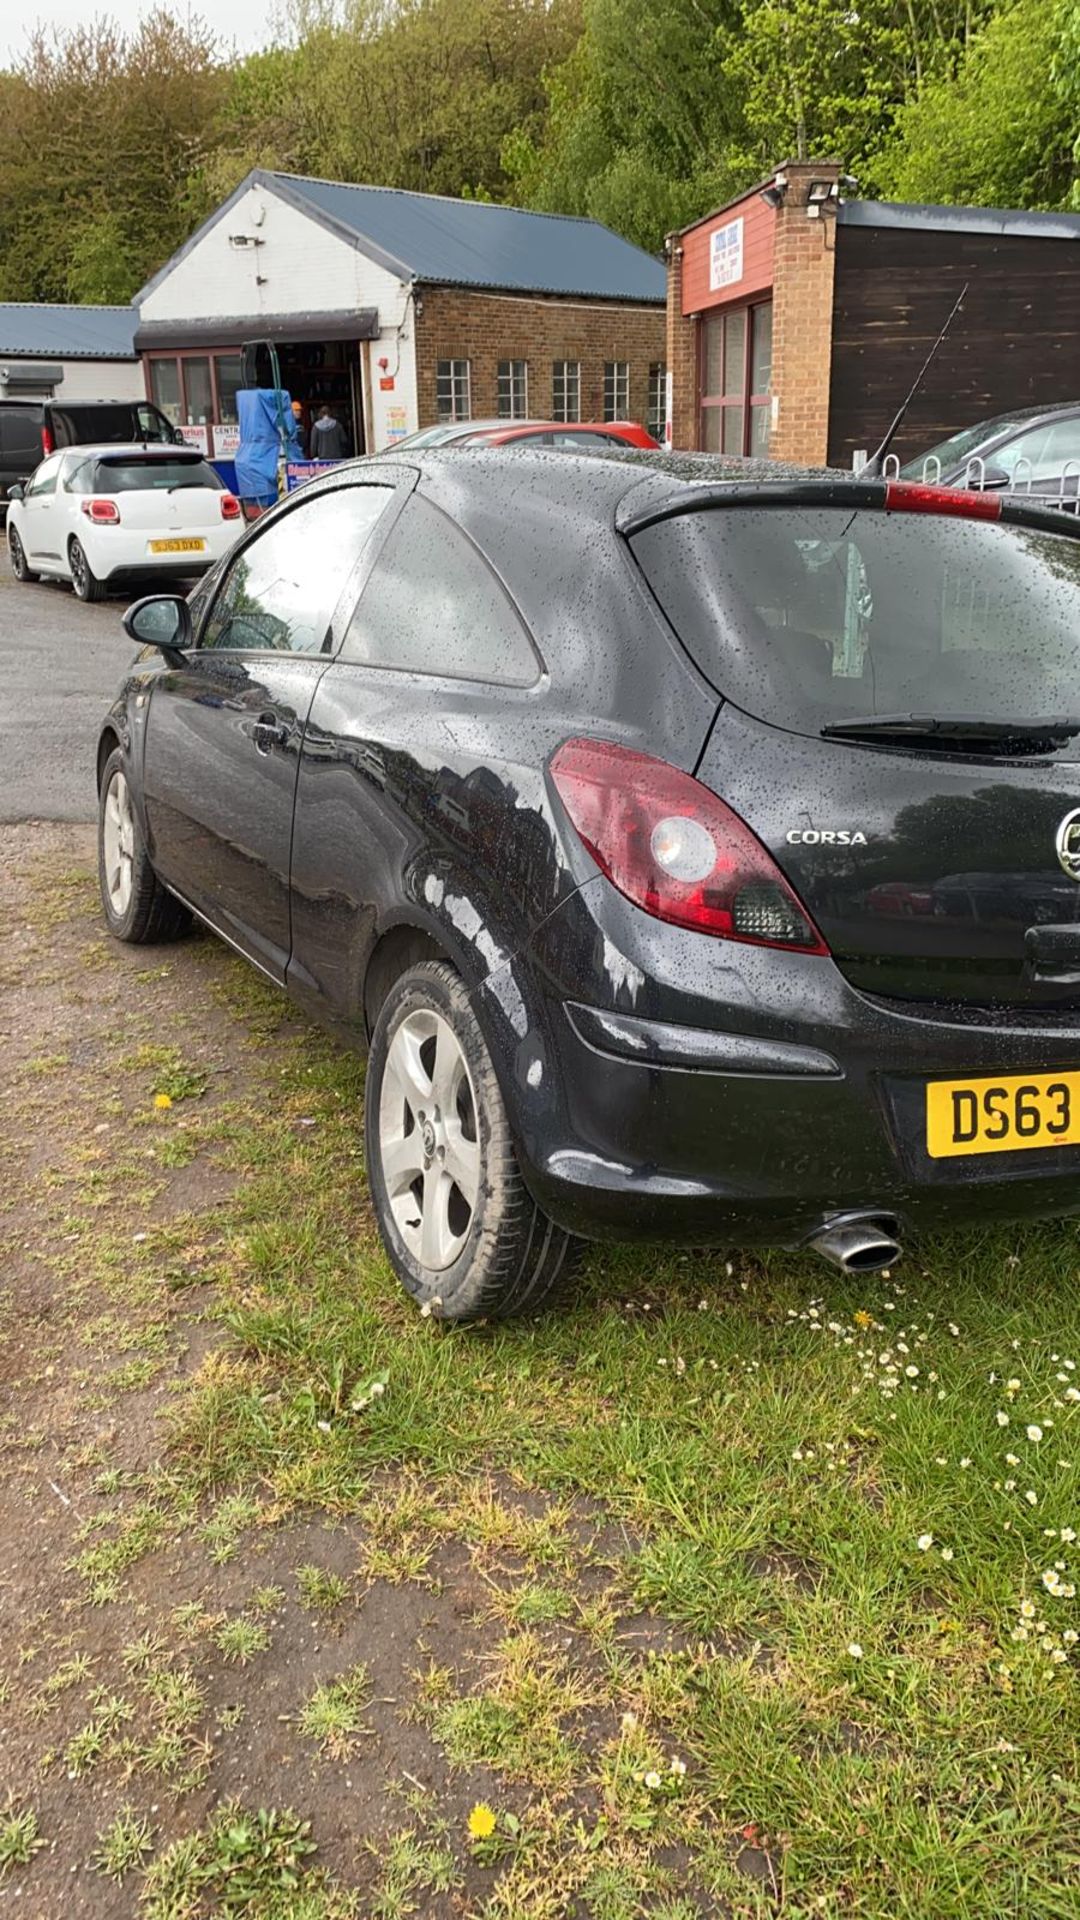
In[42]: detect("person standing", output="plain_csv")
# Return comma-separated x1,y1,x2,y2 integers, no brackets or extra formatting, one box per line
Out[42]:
309,405,351,462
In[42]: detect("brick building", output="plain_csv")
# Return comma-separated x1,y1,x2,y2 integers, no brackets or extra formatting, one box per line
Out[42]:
131,170,667,456
667,161,1080,468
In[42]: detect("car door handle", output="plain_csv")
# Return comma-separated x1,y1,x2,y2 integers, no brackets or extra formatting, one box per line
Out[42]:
252,713,289,755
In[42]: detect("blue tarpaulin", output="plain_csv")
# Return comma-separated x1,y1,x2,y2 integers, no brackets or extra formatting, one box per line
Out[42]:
234,389,302,506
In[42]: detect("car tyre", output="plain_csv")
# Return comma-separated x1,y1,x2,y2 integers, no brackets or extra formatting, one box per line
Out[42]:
366,960,581,1321
98,747,191,944
8,527,39,583
69,536,106,603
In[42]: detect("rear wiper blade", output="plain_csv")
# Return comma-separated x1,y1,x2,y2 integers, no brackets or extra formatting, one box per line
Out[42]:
821,713,1080,744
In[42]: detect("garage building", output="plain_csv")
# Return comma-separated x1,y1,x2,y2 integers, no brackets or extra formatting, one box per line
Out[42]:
0,303,141,403
133,170,668,457
666,160,1080,469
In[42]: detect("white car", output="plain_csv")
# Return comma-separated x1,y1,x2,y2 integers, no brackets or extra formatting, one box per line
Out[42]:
5,443,242,602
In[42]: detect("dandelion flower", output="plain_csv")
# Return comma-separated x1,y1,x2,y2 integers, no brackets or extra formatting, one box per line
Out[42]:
153,1092,173,1110
917,1533,933,1551
854,1310,873,1329
467,1804,497,1841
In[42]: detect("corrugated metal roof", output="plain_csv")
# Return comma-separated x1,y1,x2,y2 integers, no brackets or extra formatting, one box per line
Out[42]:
839,199,1080,242
267,172,666,301
0,303,137,360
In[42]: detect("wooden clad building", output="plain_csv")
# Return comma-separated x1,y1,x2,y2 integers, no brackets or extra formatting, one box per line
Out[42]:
666,163,1080,469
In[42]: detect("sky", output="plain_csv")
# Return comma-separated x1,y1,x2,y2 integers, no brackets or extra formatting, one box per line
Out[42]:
1,2,278,66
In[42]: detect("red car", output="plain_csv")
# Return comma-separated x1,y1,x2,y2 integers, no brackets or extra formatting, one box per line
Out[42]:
476,420,659,451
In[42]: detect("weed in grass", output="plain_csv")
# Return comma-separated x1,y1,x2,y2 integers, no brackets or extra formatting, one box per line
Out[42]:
41,1653,92,1698
123,1633,169,1675
367,1827,457,1918
295,1564,349,1612
201,1490,262,1565
141,1802,322,1919
250,1584,286,1614
504,1582,574,1627
0,1804,44,1877
432,1633,588,1791
91,1806,156,1882
214,1616,271,1666
298,1665,370,1760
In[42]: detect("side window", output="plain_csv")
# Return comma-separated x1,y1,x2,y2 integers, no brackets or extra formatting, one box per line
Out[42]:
201,486,394,655
999,418,1080,484
63,457,95,494
26,454,62,497
1,409,44,460
342,494,539,686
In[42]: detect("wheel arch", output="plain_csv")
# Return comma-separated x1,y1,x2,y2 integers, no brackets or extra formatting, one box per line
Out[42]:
96,727,121,793
362,924,446,1039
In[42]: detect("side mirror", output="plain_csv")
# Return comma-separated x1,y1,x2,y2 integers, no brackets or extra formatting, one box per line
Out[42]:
123,594,192,665
975,464,1011,490
173,428,186,446
7,482,24,501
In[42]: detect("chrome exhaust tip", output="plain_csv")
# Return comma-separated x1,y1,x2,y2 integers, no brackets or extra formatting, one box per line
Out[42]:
810,1215,901,1275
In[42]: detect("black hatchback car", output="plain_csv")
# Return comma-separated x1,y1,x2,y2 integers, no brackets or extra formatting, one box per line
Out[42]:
97,450,1080,1318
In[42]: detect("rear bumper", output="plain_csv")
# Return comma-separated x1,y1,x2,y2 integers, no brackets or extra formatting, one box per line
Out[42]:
85,531,237,581
474,877,1080,1245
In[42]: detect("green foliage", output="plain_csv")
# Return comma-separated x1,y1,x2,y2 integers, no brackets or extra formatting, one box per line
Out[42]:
0,0,1076,302
873,0,1080,210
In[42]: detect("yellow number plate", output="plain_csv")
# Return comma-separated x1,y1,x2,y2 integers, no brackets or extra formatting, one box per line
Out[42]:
926,1071,1080,1158
149,538,206,554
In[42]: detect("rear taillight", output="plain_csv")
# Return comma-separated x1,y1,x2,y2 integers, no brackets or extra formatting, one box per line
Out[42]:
40,425,54,457
81,498,120,525
884,479,1001,521
220,492,240,521
550,738,827,953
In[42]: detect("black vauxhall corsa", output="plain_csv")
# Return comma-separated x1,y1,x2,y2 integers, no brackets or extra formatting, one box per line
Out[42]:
95,449,1080,1319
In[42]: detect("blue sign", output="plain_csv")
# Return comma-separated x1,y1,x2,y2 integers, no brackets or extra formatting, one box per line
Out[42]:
285,459,343,493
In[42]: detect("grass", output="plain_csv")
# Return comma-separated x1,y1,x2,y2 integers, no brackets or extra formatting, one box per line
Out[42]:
298,1665,371,1760
92,1805,156,1882
0,1804,44,1877
4,855,1080,1917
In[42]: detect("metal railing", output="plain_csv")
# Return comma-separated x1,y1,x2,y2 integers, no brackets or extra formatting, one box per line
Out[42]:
881,450,1080,516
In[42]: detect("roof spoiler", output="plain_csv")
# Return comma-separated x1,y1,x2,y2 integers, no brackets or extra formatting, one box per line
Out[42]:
617,475,1080,540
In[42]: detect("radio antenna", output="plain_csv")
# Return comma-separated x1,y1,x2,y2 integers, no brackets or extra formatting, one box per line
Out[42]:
858,282,968,476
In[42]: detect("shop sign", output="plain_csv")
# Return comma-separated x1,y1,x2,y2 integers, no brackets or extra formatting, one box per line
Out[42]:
177,423,210,454
286,459,343,493
709,217,744,292
212,423,240,458
384,405,408,444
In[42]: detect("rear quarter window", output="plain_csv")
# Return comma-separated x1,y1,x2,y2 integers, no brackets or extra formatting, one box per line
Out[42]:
342,494,540,686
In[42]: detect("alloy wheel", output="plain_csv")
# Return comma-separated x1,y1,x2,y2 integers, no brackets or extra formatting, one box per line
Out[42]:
9,530,26,580
70,540,88,595
102,769,135,918
378,1008,481,1271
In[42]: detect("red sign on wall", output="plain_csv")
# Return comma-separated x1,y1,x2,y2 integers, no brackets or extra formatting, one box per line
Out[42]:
379,376,395,391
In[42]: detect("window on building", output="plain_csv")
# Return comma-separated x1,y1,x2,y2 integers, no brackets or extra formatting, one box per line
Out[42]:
215,354,244,425
497,360,528,419
436,359,472,422
149,358,182,427
603,362,630,422
552,360,580,424
647,363,666,443
343,495,539,686
700,302,772,456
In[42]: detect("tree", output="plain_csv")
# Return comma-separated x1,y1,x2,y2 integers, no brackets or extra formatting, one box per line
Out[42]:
0,10,227,303
871,0,1079,210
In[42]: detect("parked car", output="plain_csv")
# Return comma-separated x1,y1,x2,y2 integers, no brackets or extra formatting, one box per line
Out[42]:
7,444,241,601
97,451,1080,1320
390,418,659,453
901,400,1080,503
0,397,180,515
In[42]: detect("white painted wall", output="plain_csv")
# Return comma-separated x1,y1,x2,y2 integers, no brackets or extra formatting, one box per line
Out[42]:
55,359,145,401
0,358,143,401
139,183,418,450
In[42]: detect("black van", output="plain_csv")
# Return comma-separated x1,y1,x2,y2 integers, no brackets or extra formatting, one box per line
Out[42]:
0,397,181,516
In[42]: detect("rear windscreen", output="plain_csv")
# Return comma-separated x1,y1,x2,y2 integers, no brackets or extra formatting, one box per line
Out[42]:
631,506,1080,733
92,457,222,493
52,405,136,445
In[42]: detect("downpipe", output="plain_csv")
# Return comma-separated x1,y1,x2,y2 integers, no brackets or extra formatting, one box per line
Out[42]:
809,1213,901,1275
